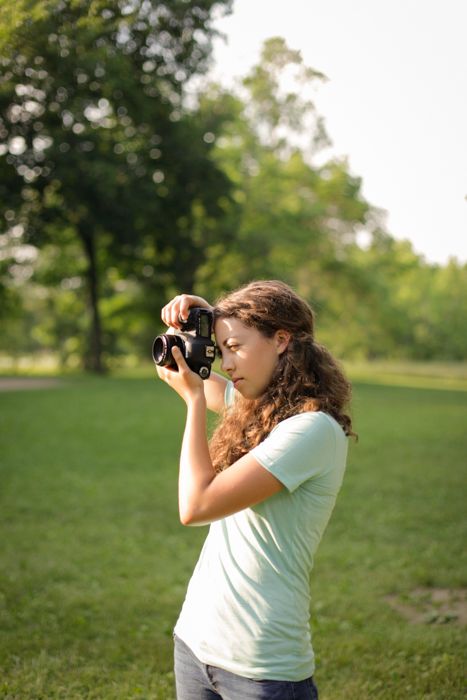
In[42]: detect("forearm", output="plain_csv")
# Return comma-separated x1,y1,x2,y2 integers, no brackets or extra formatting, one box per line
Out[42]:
204,372,228,413
178,394,216,525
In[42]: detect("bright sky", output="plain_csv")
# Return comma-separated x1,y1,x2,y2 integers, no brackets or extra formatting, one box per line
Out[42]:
209,0,467,265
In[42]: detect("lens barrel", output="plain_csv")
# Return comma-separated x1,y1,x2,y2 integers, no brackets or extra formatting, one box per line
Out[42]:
152,334,184,367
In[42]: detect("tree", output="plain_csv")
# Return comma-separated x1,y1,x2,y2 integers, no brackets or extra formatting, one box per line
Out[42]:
193,38,370,314
0,0,233,371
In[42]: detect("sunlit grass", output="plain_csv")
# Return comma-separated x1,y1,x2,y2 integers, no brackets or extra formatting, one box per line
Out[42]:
0,372,466,699
2,353,467,388
344,359,467,391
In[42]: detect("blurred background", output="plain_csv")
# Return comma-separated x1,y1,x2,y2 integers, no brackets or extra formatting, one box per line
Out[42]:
1,0,466,375
1,4,466,698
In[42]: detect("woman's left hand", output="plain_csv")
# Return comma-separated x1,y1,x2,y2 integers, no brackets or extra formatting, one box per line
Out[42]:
156,346,205,405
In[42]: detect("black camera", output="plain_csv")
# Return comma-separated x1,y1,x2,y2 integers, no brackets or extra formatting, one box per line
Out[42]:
152,307,216,379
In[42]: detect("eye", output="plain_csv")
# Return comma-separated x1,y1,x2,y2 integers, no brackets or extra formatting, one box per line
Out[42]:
227,344,239,352
215,345,223,358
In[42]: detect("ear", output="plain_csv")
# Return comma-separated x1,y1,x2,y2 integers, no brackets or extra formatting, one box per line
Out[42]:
274,330,291,355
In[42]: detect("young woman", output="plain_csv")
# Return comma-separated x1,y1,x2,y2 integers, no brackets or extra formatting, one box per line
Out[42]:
157,280,355,700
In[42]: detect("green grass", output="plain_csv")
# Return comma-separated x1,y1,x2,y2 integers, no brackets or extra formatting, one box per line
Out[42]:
344,360,467,391
0,371,466,699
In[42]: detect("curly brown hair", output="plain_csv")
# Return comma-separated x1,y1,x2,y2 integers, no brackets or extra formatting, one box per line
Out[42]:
209,280,356,472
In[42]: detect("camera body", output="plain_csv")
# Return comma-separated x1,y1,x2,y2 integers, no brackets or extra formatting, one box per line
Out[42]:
152,307,216,379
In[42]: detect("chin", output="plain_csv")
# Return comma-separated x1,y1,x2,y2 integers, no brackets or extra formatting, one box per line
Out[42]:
240,387,263,400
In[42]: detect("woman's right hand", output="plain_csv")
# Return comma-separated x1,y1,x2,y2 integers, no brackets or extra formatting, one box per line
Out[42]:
160,293,227,414
161,294,212,329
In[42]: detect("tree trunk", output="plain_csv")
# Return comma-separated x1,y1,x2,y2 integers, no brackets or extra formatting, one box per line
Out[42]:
79,228,105,373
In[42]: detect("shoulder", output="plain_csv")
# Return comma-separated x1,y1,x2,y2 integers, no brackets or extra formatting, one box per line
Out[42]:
254,411,344,460
263,411,347,469
271,411,345,445
251,411,346,492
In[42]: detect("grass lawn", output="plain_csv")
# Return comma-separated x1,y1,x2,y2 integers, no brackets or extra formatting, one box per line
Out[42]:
0,369,466,699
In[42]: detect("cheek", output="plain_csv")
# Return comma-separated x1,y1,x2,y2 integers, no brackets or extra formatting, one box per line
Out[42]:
255,345,279,377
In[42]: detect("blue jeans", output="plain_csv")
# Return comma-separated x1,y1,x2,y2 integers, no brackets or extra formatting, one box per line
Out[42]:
174,634,319,700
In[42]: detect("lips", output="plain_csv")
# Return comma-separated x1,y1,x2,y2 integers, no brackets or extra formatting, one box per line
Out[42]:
232,378,243,388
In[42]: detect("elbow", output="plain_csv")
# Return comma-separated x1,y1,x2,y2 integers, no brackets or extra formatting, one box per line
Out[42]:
179,483,215,526
179,504,211,527
179,504,201,526
179,510,195,526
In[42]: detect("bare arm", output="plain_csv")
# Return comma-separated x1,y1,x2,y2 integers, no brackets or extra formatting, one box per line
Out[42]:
160,293,227,413
203,372,227,414
157,348,283,526
179,394,283,525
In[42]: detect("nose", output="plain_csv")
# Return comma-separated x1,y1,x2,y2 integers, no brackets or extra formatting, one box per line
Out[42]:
221,352,234,374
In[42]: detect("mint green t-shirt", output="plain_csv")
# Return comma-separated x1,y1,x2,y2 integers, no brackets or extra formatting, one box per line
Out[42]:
174,381,348,681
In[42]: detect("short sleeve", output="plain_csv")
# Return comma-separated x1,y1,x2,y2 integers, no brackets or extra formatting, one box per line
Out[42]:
224,380,236,408
250,412,337,493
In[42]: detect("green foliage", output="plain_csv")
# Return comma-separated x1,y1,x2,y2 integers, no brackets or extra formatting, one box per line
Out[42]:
194,38,467,362
0,0,235,370
193,41,369,302
0,25,466,366
337,234,467,361
0,373,466,698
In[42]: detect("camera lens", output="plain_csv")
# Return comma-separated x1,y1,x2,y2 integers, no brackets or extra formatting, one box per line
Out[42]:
152,334,184,367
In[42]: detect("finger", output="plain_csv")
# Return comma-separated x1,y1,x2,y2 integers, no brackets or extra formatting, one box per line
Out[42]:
178,294,191,323
162,297,181,328
156,365,170,382
161,300,176,327
171,346,189,372
170,297,183,328
161,304,170,326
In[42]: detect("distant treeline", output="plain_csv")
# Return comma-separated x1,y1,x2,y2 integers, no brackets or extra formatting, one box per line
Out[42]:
0,1,465,370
